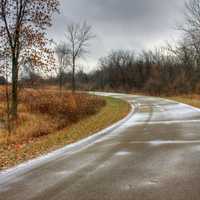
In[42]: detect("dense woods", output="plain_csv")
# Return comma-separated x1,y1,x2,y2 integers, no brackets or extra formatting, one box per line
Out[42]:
84,0,200,95
88,47,200,95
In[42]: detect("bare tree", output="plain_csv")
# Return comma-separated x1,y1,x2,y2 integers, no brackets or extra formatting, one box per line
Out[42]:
0,0,60,120
181,0,200,66
65,21,95,92
55,42,70,94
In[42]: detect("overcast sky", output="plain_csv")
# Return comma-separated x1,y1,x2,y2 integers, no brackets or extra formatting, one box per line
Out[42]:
48,0,187,71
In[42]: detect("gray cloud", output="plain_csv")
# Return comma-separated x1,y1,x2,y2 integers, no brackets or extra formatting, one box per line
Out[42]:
48,0,187,71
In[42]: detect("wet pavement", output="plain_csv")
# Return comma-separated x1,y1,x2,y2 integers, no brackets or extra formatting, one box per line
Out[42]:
1,93,200,200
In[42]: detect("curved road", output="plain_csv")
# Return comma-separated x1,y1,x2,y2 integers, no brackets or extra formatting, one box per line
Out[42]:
1,93,200,200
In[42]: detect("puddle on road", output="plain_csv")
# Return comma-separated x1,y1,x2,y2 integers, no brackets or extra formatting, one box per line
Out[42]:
149,140,200,146
115,151,131,156
55,170,74,177
122,178,159,191
129,140,200,146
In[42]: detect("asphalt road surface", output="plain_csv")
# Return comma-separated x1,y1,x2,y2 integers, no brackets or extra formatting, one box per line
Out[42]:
1,93,200,200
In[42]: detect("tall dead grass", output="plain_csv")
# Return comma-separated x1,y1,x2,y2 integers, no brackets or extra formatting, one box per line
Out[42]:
0,87,106,145
168,94,200,108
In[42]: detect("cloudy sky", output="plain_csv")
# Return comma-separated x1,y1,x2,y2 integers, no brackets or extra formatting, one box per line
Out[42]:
48,0,187,71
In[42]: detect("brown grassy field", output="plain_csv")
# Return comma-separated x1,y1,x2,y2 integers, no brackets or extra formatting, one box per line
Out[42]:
0,87,106,144
0,86,130,169
129,91,200,109
168,95,200,108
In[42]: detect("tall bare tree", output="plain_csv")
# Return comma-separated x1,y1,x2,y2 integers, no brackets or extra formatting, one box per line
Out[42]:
181,0,200,66
65,21,95,92
0,0,60,120
55,42,70,94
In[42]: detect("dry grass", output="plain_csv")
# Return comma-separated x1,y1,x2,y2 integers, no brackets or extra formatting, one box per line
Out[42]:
0,87,105,144
0,87,130,170
168,94,200,108
129,90,200,109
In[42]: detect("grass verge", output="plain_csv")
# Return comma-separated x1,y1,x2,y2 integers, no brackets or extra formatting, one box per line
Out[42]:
0,96,130,170
129,91,200,109
167,95,200,109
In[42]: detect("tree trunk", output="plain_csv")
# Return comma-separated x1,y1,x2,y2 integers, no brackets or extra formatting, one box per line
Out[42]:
11,57,18,120
5,67,12,135
59,68,63,95
72,57,76,92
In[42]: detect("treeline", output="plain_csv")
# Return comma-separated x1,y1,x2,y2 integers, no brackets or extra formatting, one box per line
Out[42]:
24,43,200,95
87,47,200,95
26,44,200,95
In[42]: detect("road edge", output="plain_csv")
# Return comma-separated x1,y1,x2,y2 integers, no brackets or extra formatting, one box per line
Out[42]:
0,95,135,184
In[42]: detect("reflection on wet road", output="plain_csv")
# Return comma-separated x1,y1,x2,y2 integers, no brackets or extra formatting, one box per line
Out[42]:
1,93,200,200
